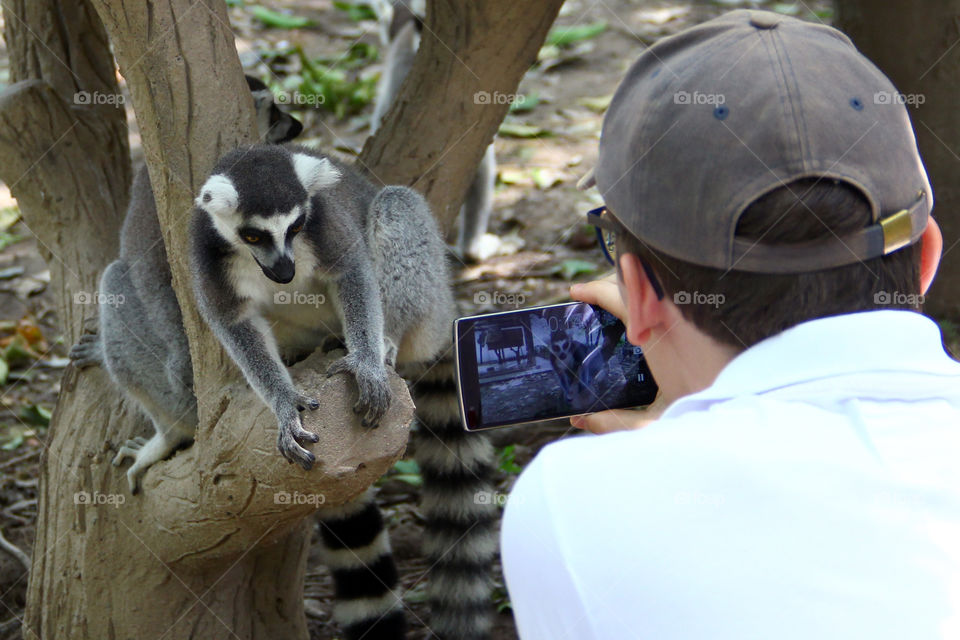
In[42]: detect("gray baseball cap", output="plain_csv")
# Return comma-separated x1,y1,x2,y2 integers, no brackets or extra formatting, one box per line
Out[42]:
582,9,932,273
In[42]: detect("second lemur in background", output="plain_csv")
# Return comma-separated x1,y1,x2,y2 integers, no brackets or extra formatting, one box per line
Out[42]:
370,0,501,263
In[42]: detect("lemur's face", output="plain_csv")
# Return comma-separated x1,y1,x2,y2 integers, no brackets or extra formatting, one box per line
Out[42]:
235,206,306,284
550,330,573,359
195,149,341,285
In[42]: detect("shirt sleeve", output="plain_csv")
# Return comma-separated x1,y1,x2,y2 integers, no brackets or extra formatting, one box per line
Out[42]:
501,449,599,640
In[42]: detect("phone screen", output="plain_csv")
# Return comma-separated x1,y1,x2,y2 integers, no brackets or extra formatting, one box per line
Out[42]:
455,302,658,431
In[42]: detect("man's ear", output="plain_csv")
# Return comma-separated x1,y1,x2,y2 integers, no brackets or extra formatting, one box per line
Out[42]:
919,217,942,294
618,253,670,345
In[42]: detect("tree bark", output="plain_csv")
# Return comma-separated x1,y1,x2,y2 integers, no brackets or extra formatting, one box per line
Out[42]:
359,0,566,235
4,1,412,638
0,0,130,345
836,0,960,322
5,0,564,637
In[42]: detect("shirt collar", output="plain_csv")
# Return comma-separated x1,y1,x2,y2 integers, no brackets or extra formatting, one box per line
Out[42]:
663,310,959,416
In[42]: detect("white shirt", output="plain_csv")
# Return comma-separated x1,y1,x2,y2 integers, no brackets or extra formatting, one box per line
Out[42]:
502,310,960,639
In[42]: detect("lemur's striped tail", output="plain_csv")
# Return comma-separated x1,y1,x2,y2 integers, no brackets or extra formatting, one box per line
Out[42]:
404,355,498,640
318,488,406,640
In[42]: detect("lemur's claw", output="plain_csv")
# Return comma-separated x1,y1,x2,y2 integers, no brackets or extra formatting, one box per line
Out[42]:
276,404,317,470
326,353,391,429
296,392,320,412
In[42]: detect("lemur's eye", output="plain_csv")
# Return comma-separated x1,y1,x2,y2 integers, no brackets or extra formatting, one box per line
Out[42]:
243,233,261,244
290,224,303,234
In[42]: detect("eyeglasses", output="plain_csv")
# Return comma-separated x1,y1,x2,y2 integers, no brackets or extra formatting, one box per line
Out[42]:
587,205,665,300
588,206,618,265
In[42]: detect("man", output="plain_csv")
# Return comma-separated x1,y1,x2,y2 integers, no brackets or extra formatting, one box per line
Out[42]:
502,9,960,639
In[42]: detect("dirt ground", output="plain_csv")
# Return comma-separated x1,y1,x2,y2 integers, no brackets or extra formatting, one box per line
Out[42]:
6,0,956,638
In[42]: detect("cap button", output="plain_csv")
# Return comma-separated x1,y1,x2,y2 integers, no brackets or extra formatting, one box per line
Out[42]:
749,11,781,29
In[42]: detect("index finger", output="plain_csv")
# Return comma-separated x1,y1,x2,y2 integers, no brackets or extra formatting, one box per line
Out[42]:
570,274,626,323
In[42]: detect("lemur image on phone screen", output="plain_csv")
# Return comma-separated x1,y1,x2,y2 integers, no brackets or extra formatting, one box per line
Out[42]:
455,302,658,430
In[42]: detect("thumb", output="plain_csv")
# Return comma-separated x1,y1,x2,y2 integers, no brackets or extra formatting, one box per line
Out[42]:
570,395,670,434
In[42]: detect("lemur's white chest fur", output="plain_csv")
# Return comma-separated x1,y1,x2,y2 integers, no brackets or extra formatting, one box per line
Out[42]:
228,238,342,357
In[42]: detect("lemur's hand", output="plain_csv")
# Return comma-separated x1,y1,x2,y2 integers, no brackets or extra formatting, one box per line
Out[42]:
327,352,391,428
274,391,320,470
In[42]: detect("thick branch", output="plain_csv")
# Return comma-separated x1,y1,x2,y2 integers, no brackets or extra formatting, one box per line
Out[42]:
89,0,257,400
127,350,412,564
358,0,565,233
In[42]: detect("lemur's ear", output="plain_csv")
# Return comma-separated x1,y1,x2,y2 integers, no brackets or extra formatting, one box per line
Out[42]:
195,174,239,218
292,153,341,196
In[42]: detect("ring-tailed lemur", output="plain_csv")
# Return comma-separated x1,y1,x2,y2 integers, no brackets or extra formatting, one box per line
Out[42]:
69,76,302,494
246,75,304,143
191,144,496,639
370,0,500,263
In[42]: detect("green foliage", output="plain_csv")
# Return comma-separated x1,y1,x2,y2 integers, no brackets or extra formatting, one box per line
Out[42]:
497,444,523,475
545,21,607,47
18,404,51,427
0,207,23,250
938,319,960,358
554,259,599,281
498,122,550,139
249,5,313,29
389,458,422,486
333,1,378,22
2,335,34,368
260,42,379,118
509,92,540,113
492,585,513,613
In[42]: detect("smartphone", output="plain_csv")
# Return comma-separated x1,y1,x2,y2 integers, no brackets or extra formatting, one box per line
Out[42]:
454,302,658,431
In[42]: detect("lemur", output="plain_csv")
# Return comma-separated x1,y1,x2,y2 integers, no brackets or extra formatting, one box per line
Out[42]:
194,145,497,640
69,76,302,493
72,83,495,639
370,0,500,263
547,326,594,404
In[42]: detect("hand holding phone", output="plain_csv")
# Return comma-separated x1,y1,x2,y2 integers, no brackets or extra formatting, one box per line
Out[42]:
570,275,627,323
454,302,658,431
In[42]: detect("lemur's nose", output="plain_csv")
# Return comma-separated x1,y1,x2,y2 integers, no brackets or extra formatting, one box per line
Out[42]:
264,257,295,284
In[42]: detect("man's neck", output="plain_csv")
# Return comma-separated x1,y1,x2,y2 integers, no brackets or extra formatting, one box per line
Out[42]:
644,319,742,404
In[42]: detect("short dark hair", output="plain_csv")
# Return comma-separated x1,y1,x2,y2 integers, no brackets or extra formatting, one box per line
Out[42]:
618,178,922,349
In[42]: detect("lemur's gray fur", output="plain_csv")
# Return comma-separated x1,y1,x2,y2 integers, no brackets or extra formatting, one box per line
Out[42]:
370,0,499,263
189,145,454,468
191,145,496,639
72,74,496,639
68,77,302,493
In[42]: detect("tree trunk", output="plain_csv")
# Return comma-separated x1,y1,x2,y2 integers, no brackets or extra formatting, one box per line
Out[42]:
3,1,411,638
835,0,960,322
3,0,563,636
0,0,130,345
359,0,566,235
